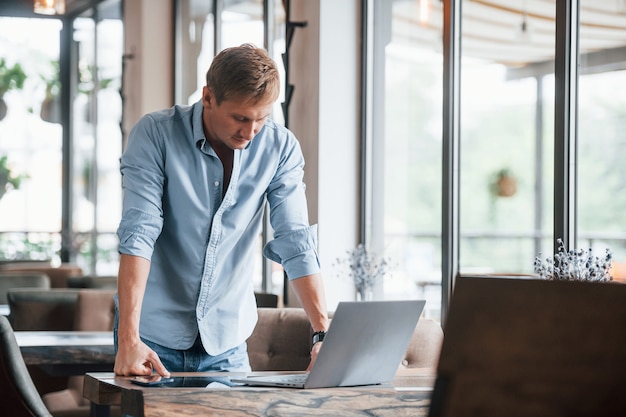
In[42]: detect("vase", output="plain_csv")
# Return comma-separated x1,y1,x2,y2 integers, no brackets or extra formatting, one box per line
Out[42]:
356,287,373,301
496,174,517,197
40,94,61,124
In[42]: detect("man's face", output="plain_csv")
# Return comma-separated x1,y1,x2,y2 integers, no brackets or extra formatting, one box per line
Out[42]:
202,86,274,151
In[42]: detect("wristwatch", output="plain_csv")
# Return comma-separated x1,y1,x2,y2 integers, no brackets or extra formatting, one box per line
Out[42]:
312,330,326,345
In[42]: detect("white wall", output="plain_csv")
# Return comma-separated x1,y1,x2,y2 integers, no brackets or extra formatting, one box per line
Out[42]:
122,0,173,147
290,0,361,310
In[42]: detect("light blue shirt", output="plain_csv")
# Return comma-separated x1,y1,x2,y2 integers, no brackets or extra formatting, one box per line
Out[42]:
117,100,320,355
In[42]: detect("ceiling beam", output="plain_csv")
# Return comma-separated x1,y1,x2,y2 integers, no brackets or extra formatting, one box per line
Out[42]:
506,45,626,79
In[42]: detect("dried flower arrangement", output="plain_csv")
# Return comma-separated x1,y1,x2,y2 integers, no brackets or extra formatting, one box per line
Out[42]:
334,243,392,300
534,239,613,282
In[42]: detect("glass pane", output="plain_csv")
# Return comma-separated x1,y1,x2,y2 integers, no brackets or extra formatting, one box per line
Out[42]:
578,1,626,283
265,0,286,294
72,13,97,272
0,17,63,262
71,1,123,275
222,0,264,49
269,0,286,127
374,0,443,320
95,0,123,275
175,0,215,104
459,0,556,275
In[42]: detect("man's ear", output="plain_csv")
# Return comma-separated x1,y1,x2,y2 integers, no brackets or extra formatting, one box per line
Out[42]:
202,86,215,109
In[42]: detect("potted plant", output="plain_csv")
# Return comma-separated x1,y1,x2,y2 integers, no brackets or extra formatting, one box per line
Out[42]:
0,58,27,121
0,155,27,201
40,60,61,124
489,168,517,198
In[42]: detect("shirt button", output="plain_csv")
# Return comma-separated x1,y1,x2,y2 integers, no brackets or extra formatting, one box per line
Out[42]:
214,181,220,187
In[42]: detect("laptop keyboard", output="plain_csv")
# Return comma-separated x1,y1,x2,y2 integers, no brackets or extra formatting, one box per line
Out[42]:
261,374,307,385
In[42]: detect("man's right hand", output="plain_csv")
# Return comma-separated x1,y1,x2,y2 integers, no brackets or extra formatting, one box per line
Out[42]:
115,254,168,376
114,338,170,377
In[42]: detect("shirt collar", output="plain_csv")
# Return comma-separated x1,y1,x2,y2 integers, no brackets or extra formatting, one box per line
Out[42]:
192,100,208,149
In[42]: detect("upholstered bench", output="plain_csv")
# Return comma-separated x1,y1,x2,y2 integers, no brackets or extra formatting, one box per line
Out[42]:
248,307,443,371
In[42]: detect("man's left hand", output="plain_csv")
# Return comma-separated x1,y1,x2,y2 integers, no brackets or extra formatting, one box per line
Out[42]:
307,341,323,371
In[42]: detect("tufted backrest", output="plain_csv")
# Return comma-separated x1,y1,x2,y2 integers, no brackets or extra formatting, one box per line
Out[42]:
247,307,443,371
248,308,312,371
399,318,443,368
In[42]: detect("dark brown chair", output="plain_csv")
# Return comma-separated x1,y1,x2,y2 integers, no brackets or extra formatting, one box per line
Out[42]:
428,276,626,417
42,289,118,417
0,316,86,417
8,288,118,416
7,288,80,396
0,314,53,417
254,291,279,308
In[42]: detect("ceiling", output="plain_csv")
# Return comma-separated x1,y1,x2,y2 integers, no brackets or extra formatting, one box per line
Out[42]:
2,0,624,73
393,0,626,70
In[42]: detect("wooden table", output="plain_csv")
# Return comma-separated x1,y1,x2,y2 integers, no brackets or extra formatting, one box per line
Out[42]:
16,331,115,376
84,368,436,417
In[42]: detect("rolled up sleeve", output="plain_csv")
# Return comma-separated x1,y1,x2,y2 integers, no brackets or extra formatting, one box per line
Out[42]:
263,225,320,279
117,208,163,260
117,115,166,260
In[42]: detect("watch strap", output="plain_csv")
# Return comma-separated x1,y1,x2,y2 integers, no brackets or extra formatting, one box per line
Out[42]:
312,330,326,345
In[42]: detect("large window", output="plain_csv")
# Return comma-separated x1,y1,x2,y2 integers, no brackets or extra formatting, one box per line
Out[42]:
71,1,123,275
577,1,626,278
0,0,123,275
369,0,626,320
369,0,444,319
459,1,556,274
0,17,64,262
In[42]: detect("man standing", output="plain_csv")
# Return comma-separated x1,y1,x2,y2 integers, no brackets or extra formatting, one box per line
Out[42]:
114,44,328,377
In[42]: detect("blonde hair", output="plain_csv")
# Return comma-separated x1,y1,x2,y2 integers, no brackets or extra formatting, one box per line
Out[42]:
206,43,280,105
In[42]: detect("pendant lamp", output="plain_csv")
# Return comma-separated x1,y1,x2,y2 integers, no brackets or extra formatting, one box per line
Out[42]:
34,0,66,15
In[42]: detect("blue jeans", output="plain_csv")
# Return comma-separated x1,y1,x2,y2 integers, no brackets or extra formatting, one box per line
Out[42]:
114,312,251,372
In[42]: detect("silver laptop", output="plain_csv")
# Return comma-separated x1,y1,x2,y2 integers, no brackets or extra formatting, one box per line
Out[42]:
232,299,426,389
